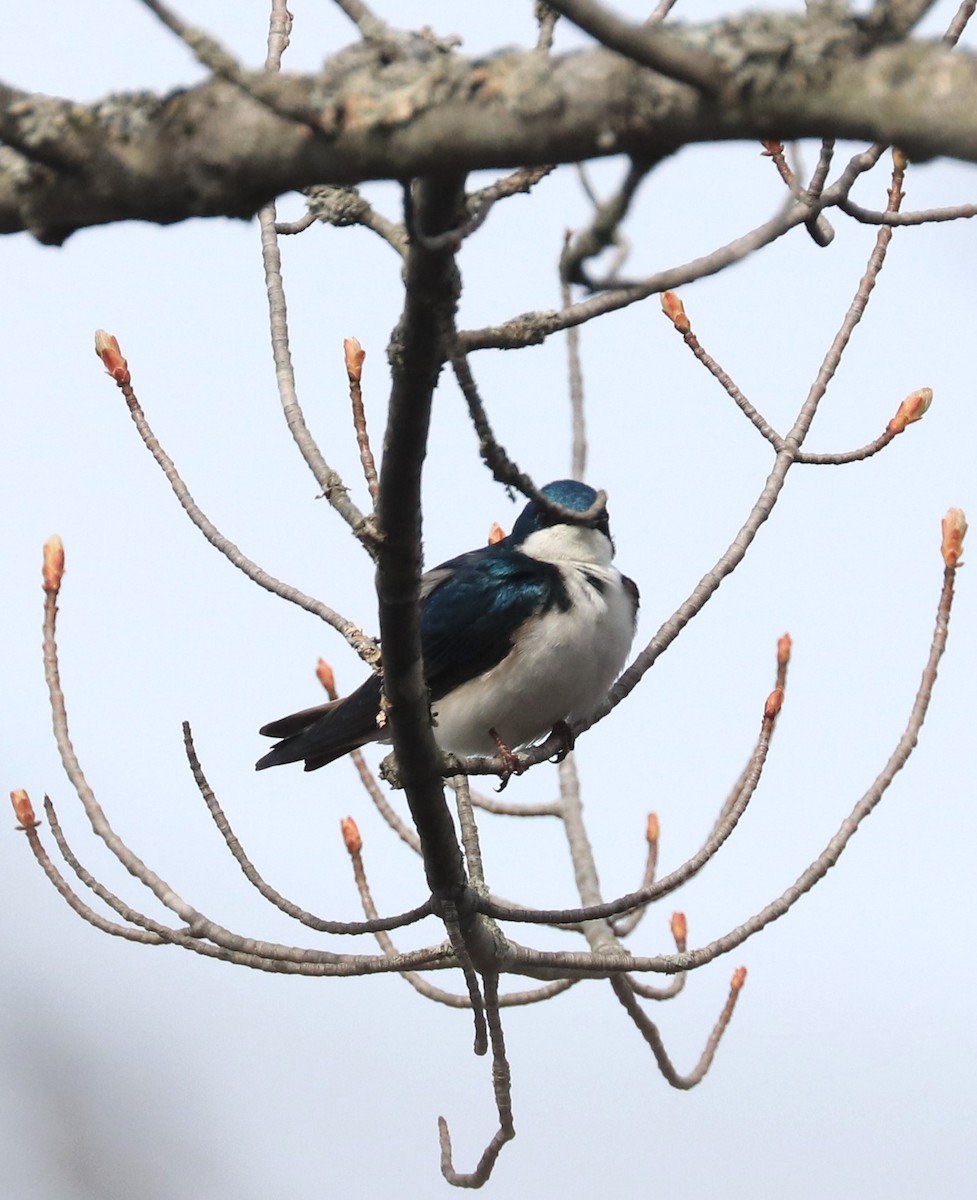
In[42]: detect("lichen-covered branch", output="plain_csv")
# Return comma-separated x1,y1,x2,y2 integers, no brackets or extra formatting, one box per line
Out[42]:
3,14,977,243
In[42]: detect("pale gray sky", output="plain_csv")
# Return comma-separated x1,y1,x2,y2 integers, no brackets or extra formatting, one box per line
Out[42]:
2,4,975,1198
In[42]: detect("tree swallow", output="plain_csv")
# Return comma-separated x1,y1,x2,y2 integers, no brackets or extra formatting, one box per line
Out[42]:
256,480,638,772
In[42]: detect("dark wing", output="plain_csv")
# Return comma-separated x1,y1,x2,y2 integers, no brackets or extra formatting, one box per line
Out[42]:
256,546,566,772
623,573,640,617
418,545,568,700
255,674,383,771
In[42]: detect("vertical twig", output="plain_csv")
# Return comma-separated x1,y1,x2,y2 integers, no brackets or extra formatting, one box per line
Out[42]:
344,337,380,503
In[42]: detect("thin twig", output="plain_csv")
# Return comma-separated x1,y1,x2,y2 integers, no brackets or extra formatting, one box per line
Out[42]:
466,166,556,217
258,206,379,553
23,814,169,946
459,197,818,352
561,232,588,481
439,973,515,1186
318,663,422,851
37,548,449,976
461,779,561,817
136,0,325,135
45,795,191,941
482,674,782,924
944,0,977,44
710,636,791,836
544,0,725,93
561,158,649,288
535,2,560,52
344,337,380,503
274,211,317,235
610,813,659,937
794,428,897,465
569,150,910,736
301,185,408,256
837,197,977,226
626,906,687,996
343,822,490,1010
138,0,252,81
647,0,679,22
610,968,746,1087
184,722,431,934
449,344,609,529
760,138,835,246
253,3,379,551
331,0,391,40
506,552,958,976
343,826,575,1007
660,291,782,449
821,144,888,207
441,899,490,1054
40,796,450,975
94,344,378,663
453,775,487,892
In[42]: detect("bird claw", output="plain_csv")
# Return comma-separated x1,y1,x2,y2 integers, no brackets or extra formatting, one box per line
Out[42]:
549,720,575,763
489,727,524,792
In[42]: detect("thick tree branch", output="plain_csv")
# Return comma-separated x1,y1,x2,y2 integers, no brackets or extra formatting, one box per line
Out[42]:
376,177,469,903
2,16,977,242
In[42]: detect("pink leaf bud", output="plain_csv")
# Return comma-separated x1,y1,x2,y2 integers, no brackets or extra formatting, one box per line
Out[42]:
316,658,338,700
343,337,365,384
887,387,932,435
10,789,39,830
94,330,130,385
941,508,967,568
660,291,690,334
341,816,362,855
42,535,64,595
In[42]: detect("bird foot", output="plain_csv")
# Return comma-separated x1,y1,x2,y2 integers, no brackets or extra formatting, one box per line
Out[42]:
489,727,524,792
549,720,575,763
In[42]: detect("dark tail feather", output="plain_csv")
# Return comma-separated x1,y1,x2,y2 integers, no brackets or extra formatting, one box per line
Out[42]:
255,676,383,771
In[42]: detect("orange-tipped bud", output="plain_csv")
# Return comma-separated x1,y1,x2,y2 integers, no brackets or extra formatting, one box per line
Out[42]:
343,337,365,384
340,816,362,855
10,789,39,831
316,658,337,700
731,966,747,991
777,633,792,666
487,523,506,546
760,139,784,157
94,329,130,385
660,291,690,334
941,507,967,568
42,535,64,595
887,386,932,434
764,687,784,720
646,812,659,844
892,147,908,172
670,911,687,945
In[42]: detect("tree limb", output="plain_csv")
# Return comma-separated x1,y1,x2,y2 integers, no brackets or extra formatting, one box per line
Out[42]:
2,15,977,242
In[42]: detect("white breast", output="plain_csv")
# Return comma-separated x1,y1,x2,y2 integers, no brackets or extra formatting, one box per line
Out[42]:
430,556,637,757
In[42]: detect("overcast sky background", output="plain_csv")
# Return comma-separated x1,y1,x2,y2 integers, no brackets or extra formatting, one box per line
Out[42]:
2,3,975,1198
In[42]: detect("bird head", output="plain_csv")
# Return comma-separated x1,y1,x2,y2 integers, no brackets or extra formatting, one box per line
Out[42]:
509,480,614,565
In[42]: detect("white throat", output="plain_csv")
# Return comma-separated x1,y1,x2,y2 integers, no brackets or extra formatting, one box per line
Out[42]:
519,523,614,567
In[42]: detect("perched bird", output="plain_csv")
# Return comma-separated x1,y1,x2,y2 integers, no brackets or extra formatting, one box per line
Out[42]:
256,480,638,772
